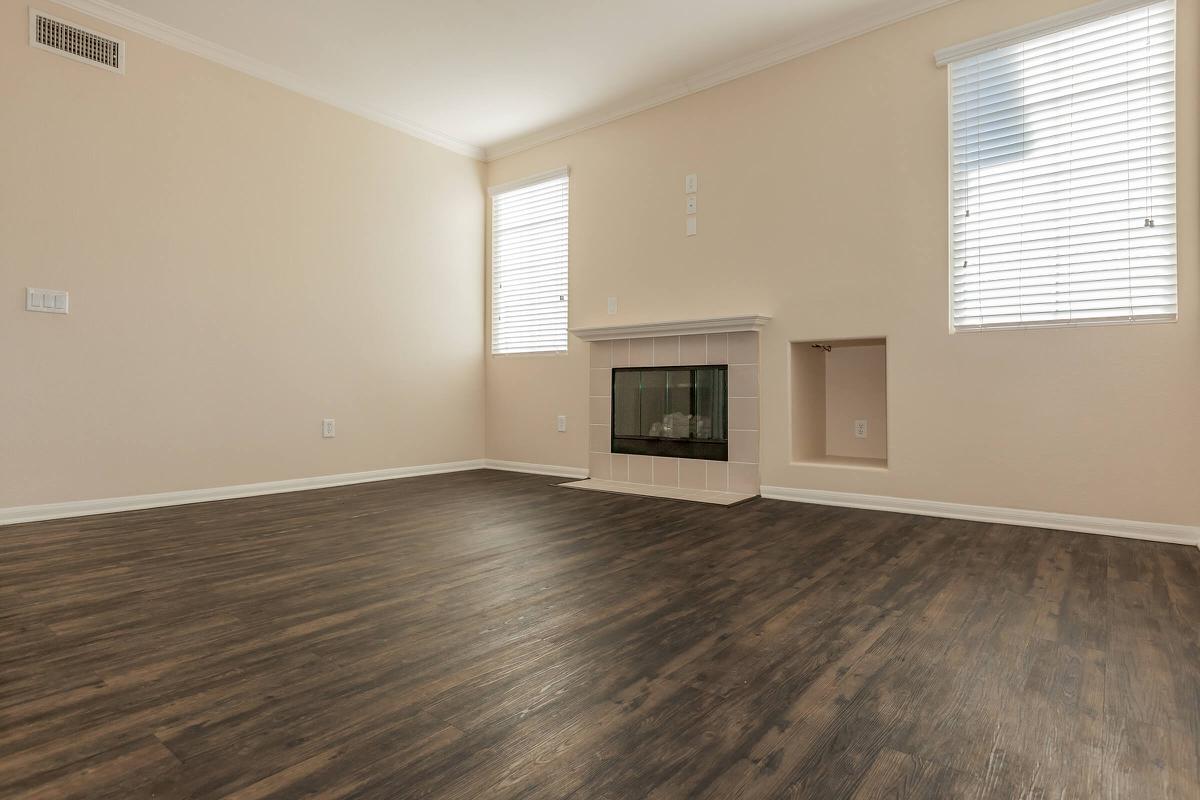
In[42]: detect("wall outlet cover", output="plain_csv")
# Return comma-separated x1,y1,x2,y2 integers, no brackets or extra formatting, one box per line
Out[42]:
26,288,69,314
322,418,336,438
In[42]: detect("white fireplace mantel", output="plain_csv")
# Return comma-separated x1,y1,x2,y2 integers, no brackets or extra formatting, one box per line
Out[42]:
570,315,770,342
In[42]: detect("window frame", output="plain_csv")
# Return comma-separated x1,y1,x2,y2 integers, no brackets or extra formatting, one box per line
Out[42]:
939,0,1178,333
488,167,571,356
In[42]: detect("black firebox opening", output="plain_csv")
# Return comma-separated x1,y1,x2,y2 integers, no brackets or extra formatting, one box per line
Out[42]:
611,365,728,461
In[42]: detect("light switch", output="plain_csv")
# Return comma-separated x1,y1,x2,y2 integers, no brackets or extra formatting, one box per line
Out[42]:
607,296,618,315
684,173,697,193
686,194,697,214
26,288,68,314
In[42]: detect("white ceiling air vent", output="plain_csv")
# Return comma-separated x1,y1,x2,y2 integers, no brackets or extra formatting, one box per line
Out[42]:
29,8,124,74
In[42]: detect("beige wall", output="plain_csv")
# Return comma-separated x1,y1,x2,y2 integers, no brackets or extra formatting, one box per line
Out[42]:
1,0,485,507
789,345,827,463
486,0,1200,526
825,344,888,462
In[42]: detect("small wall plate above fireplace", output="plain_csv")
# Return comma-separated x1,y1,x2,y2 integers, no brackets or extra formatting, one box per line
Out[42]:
611,365,728,461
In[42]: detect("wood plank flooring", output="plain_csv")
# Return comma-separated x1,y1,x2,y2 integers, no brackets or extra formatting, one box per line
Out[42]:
1,469,1198,799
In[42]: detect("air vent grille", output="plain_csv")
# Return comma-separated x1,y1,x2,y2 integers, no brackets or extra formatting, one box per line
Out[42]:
30,10,124,73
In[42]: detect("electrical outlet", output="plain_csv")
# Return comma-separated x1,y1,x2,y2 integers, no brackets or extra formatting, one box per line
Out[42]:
607,297,617,315
556,415,567,432
686,194,697,214
854,419,868,439
322,418,336,438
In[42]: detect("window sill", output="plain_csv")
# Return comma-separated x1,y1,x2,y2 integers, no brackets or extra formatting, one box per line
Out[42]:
952,315,1177,334
490,350,570,358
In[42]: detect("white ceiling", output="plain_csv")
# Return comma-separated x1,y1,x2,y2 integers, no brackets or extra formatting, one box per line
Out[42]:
63,0,957,159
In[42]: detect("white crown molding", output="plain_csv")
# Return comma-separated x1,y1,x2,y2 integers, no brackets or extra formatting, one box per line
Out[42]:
0,460,486,526
571,315,770,342
760,485,1200,549
48,0,964,164
47,0,486,160
483,460,589,479
484,0,963,160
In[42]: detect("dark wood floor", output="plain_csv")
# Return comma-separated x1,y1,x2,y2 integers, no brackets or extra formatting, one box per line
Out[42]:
2,470,1198,799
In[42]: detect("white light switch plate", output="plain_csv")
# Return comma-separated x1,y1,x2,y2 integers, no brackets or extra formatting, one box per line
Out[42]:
26,288,68,314
684,173,697,193
322,418,336,438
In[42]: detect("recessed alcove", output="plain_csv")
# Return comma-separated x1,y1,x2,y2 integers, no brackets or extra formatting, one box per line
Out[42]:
790,338,888,468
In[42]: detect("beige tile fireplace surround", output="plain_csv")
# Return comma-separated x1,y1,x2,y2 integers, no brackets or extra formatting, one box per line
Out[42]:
569,317,765,503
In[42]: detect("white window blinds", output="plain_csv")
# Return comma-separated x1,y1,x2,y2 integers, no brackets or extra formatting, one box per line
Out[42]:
947,1,1176,331
490,169,569,354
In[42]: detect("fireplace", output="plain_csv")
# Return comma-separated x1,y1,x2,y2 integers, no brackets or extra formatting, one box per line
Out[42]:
611,365,728,460
575,320,765,496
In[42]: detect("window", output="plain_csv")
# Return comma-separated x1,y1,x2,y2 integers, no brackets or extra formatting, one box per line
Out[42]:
489,169,569,354
943,1,1176,331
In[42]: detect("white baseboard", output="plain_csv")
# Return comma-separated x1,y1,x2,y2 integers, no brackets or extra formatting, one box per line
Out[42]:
10,465,1190,552
760,485,1200,548
482,459,589,479
0,459,486,526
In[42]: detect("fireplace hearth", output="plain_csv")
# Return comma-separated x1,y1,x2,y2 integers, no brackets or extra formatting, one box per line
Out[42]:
611,365,728,460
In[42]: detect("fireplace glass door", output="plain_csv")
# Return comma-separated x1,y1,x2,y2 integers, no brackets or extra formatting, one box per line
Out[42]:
611,366,728,460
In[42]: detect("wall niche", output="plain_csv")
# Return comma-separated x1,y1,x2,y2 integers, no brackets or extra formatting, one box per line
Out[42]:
790,338,888,468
